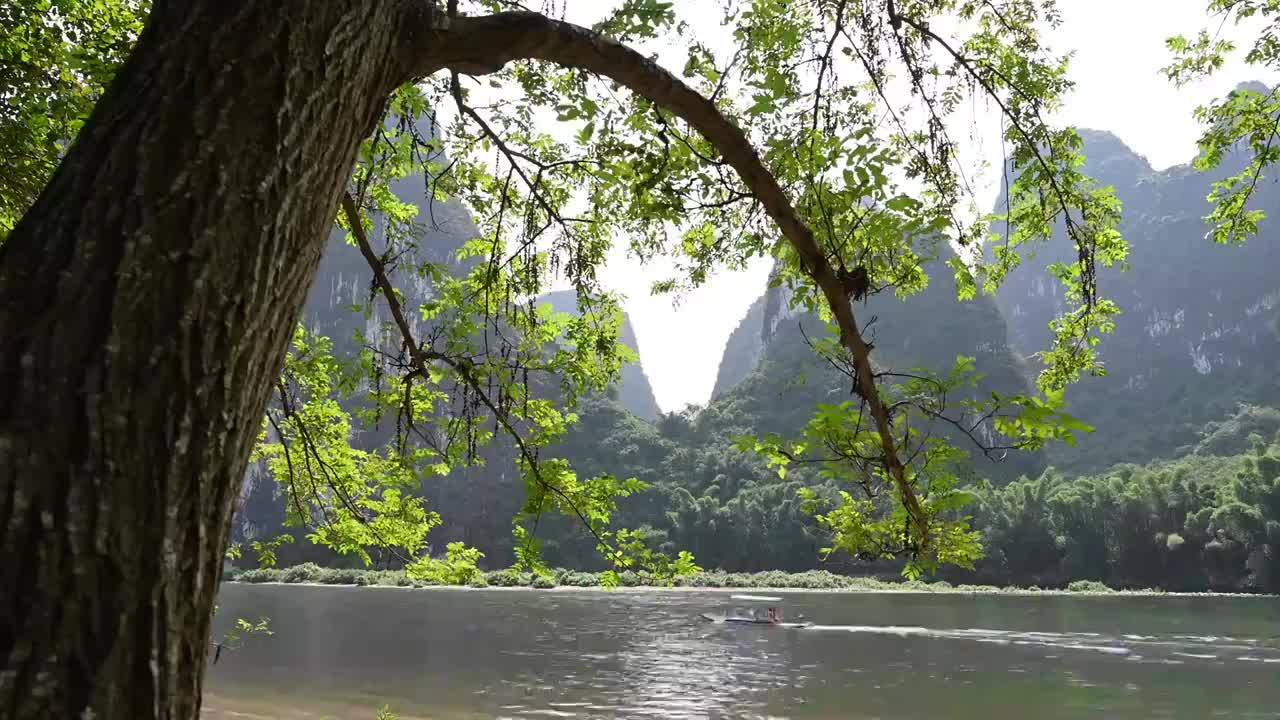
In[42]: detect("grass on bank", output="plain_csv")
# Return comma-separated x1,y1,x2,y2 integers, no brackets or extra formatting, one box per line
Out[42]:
222,563,1187,595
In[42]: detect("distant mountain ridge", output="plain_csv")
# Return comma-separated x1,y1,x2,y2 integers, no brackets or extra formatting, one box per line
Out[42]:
711,117,1280,477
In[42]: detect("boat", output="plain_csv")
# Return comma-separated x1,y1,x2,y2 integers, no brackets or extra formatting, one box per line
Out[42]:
699,595,812,628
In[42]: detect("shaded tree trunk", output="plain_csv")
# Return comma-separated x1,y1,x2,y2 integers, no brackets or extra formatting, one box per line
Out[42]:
0,1,422,717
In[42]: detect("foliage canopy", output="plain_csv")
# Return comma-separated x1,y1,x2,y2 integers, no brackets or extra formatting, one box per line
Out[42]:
7,0,1149,579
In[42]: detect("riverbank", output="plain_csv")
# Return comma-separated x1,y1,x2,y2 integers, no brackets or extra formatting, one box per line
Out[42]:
222,564,1272,597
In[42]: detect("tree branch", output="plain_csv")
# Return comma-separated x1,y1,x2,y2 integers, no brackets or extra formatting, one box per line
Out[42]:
339,191,635,570
415,10,929,545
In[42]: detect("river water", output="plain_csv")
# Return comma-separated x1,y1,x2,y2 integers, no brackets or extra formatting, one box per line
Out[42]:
205,584,1280,719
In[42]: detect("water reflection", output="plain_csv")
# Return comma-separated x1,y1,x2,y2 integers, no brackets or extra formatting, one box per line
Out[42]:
484,593,801,718
206,586,1280,719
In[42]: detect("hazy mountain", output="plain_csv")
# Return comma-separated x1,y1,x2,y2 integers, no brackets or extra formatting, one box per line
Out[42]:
538,289,660,420
994,126,1280,472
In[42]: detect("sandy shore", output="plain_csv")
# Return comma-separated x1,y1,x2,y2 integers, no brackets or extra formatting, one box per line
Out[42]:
202,692,444,720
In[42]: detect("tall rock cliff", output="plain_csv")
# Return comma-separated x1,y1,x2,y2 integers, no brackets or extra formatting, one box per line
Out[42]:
994,128,1280,472
710,296,766,401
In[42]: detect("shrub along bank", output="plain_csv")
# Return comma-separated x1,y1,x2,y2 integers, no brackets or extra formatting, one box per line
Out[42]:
225,563,1246,595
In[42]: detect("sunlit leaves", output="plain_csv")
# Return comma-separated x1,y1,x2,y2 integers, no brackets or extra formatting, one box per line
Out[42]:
1165,29,1236,83
740,348,1095,574
0,0,149,239
288,139,690,579
407,541,486,584
991,389,1095,448
981,124,1127,391
589,0,677,41
217,613,273,651
1165,2,1280,246
254,327,443,567
250,534,295,569
1193,86,1280,245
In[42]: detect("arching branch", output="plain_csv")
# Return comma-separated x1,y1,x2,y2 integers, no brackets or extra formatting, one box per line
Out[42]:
413,10,929,546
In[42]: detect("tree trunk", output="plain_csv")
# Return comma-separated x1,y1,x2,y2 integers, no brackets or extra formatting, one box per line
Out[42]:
0,1,421,717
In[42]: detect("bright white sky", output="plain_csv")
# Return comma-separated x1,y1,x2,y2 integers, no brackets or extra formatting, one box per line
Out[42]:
518,1,1280,413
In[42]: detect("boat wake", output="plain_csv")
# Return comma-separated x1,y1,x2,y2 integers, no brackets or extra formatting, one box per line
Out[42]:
801,624,1280,664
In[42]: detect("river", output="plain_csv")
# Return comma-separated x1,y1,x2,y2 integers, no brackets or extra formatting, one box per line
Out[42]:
205,584,1280,719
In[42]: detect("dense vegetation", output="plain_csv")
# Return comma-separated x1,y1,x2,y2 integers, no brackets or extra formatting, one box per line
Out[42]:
233,409,1280,596
223,562,1184,595
244,398,1280,593
237,127,1280,594
968,405,1280,592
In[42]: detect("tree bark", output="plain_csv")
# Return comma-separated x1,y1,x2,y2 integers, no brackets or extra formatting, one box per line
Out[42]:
0,1,421,718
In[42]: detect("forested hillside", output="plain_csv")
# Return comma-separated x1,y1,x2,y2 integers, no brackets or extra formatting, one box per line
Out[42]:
965,404,1280,592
